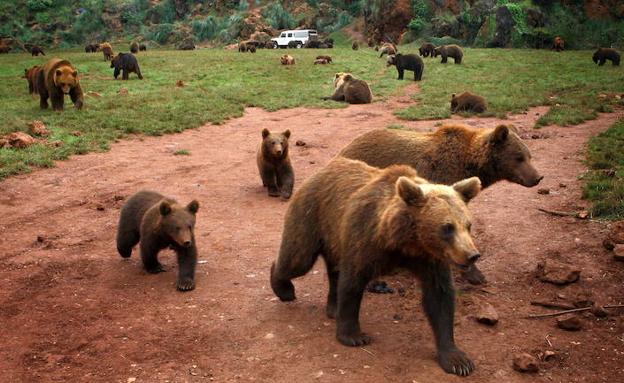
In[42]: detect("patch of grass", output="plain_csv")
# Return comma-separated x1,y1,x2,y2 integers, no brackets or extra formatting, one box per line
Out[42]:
387,124,406,130
394,48,624,126
583,118,624,220
173,149,190,156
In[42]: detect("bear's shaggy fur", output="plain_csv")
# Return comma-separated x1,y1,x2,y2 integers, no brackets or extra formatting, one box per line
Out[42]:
340,124,543,284
24,65,41,94
139,43,147,51
593,48,620,66
379,42,397,58
387,53,424,81
323,72,373,104
36,58,83,111
270,157,481,376
314,58,329,65
552,36,564,52
100,42,113,61
130,42,139,54
434,44,463,64
111,53,143,80
280,54,295,65
419,43,435,57
352,41,359,50
116,190,200,291
305,40,321,49
316,55,332,63
257,129,294,199
238,42,248,52
30,45,45,56
451,92,487,113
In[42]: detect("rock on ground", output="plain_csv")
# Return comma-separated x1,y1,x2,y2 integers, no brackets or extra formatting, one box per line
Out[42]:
536,260,581,285
513,353,539,373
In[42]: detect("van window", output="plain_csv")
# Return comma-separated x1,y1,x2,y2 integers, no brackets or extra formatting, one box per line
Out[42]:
280,33,286,38
309,31,317,36
295,32,306,38
287,33,293,37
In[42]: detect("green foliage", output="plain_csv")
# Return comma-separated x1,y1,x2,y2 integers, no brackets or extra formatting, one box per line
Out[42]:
191,16,221,41
26,0,52,12
147,23,175,44
408,0,430,35
262,3,295,30
584,118,624,219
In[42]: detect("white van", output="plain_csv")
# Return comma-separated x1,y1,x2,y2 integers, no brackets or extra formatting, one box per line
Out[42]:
271,29,318,48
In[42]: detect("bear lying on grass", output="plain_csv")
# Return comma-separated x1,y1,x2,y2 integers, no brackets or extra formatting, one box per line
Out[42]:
36,58,83,111
117,190,200,291
257,129,294,199
322,72,372,104
271,157,481,376
451,92,487,113
340,124,543,284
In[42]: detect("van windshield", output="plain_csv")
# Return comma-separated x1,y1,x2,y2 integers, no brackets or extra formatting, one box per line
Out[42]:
280,33,286,38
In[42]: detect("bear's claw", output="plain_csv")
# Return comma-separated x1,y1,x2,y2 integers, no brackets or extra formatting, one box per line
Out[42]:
177,279,195,291
337,332,371,347
438,348,474,376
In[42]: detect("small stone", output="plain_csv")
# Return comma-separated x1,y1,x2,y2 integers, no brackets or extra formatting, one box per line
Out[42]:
559,183,567,188
556,315,582,331
70,131,82,136
118,87,129,95
512,353,539,373
313,371,323,379
28,120,49,136
536,261,580,285
95,203,105,211
393,314,402,321
176,80,185,88
127,378,136,383
309,161,316,164
475,302,499,326
542,350,556,361
295,140,306,146
6,132,36,149
590,304,608,318
86,91,101,98
576,211,589,219
37,235,45,242
264,333,274,339
613,244,624,261
537,188,550,195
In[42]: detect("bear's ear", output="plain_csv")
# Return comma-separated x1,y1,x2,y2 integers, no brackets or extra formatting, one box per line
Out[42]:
283,129,291,139
451,93,456,98
335,73,340,79
159,201,172,216
262,128,270,139
491,124,509,144
396,176,425,206
55,69,62,77
452,177,482,202
187,200,199,214
72,70,77,78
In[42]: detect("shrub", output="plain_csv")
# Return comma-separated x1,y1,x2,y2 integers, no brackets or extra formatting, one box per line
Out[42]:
147,23,175,44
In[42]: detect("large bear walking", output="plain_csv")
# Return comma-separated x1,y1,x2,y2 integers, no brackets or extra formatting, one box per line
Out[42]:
271,157,482,376
36,58,84,111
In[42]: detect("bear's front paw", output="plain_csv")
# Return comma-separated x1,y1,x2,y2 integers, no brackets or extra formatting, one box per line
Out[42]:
268,188,280,197
337,331,371,347
280,191,292,200
177,278,195,291
438,348,474,377
145,263,166,274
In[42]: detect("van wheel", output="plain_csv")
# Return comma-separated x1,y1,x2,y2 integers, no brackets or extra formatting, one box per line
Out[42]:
296,42,303,49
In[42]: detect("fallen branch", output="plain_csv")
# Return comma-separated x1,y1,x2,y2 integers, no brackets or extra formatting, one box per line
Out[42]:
527,304,624,319
537,208,589,219
531,300,575,310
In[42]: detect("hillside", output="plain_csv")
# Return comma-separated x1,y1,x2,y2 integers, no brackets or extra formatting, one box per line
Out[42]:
0,0,622,49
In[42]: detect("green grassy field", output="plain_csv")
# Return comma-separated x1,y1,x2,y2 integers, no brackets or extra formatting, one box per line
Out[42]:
0,45,623,217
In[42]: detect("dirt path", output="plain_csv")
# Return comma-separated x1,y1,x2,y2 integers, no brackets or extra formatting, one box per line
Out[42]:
1,87,623,383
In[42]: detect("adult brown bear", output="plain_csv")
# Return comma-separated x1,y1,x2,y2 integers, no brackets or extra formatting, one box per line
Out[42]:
419,43,435,57
30,45,45,56
387,53,424,81
552,36,564,52
23,65,41,94
271,157,481,376
451,92,487,113
434,45,463,64
593,48,620,66
35,58,84,111
111,53,143,80
100,42,114,61
322,73,373,104
130,42,139,54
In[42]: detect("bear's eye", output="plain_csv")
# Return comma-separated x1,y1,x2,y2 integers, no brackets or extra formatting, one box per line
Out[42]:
515,155,524,163
441,223,455,239
466,222,472,231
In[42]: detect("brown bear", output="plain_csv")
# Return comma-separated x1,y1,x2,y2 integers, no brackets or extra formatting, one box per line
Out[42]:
130,42,139,54
322,72,373,104
593,48,620,66
552,36,564,52
316,55,332,63
314,58,329,65
0,44,10,54
111,53,143,80
35,58,84,111
340,124,543,284
100,42,113,61
24,65,41,94
352,41,359,50
116,190,200,291
434,44,463,64
30,45,45,56
238,42,248,52
257,129,294,199
85,43,99,53
379,42,397,58
387,53,424,81
280,54,295,65
419,42,435,57
451,92,487,113
270,157,481,376
139,43,147,51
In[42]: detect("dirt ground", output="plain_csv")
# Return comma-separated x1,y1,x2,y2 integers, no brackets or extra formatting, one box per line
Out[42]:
1,86,624,383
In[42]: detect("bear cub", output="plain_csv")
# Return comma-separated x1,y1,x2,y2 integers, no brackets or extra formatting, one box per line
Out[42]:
387,53,424,81
257,129,294,199
117,190,200,291
111,53,143,80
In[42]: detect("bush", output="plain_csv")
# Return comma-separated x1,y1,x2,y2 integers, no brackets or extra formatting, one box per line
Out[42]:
26,0,52,12
147,23,175,44
262,3,296,30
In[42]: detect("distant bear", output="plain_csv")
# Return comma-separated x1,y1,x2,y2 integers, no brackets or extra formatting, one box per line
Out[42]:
30,45,45,56
323,72,373,104
24,65,41,94
280,54,295,65
111,53,143,80
419,43,435,57
265,40,277,49
116,190,200,291
0,44,10,54
340,124,543,284
139,43,147,51
323,38,334,48
593,48,620,66
238,42,248,52
314,58,329,65
177,40,195,50
379,42,397,58
257,128,294,199
434,44,463,64
305,40,321,49
85,43,99,53
552,36,564,52
100,42,114,61
270,157,481,376
451,92,487,113
352,41,359,50
36,58,84,111
130,42,139,54
316,55,332,63
387,53,424,81
248,45,256,53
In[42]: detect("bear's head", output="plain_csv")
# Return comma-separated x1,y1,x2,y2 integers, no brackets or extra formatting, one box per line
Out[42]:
592,49,600,64
54,66,78,94
158,199,199,248
383,176,482,267
386,54,399,67
450,93,458,110
334,72,353,88
262,128,290,159
110,54,120,68
487,124,543,187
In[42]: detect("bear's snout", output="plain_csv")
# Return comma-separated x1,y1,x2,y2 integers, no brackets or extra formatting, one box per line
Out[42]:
182,240,192,248
467,252,480,264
